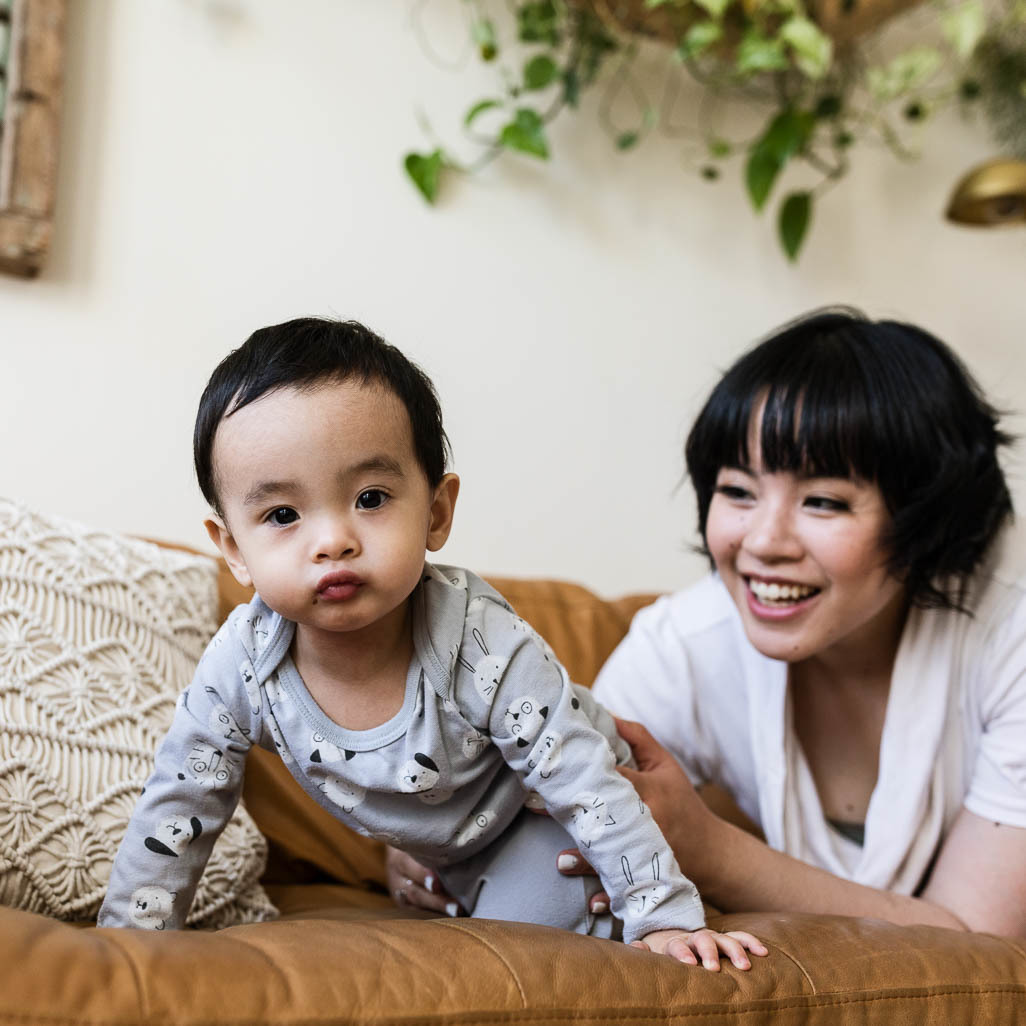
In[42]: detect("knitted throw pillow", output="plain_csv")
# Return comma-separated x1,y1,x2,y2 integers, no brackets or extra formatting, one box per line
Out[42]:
0,498,276,928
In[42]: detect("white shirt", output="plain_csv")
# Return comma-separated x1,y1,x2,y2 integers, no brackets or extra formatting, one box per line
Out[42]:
592,548,1026,895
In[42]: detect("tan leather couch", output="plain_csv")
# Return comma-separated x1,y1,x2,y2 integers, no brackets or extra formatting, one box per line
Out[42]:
2,563,1024,1025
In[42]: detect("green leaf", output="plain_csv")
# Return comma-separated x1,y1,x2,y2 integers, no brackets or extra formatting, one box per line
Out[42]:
524,54,559,90
464,99,501,126
471,18,498,61
518,1,560,46
677,20,723,61
941,0,985,60
736,29,790,75
644,0,675,7
692,0,731,19
746,149,782,211
758,108,815,163
779,16,833,79
867,47,943,102
617,131,640,150
745,109,814,211
779,191,812,260
500,108,550,159
404,149,443,203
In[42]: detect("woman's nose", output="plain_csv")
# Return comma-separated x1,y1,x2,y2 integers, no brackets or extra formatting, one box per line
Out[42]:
742,502,802,562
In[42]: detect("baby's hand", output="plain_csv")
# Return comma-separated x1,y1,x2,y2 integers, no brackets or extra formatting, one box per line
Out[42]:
631,928,768,970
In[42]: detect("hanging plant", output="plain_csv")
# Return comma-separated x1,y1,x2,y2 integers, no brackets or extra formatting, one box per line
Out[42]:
405,0,1026,259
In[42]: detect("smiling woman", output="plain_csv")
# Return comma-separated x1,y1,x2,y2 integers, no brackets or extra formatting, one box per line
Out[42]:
582,308,1026,938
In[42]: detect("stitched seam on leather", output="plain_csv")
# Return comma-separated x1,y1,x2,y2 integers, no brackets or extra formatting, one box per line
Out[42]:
434,920,528,1007
1,985,1024,1026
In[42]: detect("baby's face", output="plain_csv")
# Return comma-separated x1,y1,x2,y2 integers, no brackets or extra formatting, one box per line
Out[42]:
208,380,455,642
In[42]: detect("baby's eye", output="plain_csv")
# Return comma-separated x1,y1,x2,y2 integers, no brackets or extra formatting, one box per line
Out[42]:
267,507,299,526
356,489,388,510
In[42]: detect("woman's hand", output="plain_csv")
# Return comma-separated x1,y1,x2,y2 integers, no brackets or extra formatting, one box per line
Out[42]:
613,717,717,860
384,846,463,917
633,928,768,970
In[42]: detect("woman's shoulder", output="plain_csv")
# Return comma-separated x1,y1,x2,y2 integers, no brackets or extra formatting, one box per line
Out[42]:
629,573,744,643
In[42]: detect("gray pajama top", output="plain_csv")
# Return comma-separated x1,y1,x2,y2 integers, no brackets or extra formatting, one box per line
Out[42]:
97,564,705,942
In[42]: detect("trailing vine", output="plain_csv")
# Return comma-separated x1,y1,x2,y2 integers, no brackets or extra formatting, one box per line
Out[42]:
406,0,1025,259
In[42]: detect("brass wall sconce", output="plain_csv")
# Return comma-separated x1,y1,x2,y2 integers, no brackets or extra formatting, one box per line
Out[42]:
946,159,1026,226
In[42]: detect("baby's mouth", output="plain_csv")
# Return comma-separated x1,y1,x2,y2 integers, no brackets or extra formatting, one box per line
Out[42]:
747,578,820,607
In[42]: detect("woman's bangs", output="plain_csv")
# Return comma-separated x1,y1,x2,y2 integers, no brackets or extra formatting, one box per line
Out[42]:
758,376,879,484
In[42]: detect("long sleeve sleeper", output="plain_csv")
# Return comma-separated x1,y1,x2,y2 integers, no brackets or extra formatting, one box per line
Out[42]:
98,564,704,942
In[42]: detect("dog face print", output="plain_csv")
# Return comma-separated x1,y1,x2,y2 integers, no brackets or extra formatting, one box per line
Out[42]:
398,753,440,793
205,688,250,744
455,809,497,847
527,730,562,778
320,774,366,814
620,853,670,919
503,697,547,748
569,792,616,848
144,816,202,857
129,886,176,930
181,741,237,788
310,733,351,764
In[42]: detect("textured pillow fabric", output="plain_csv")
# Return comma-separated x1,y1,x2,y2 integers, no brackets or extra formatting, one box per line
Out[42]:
0,498,276,928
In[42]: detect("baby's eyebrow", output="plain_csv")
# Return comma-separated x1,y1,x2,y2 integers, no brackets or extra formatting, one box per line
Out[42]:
347,456,404,478
243,480,298,507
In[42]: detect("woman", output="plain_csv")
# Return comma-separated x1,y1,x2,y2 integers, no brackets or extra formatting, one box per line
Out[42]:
388,309,1026,941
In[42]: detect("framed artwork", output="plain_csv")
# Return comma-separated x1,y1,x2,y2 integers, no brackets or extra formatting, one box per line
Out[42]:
0,0,65,278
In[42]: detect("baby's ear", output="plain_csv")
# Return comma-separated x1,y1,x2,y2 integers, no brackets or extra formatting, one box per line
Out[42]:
426,474,460,552
204,516,253,588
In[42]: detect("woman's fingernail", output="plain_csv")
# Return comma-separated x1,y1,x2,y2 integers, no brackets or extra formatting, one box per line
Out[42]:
591,900,608,914
424,874,435,893
446,902,460,918
557,853,579,871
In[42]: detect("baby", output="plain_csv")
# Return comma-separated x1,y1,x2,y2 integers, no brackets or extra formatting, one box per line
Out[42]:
98,317,762,967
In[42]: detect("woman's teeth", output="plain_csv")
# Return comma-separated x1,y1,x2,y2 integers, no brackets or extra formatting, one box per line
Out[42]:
748,579,818,605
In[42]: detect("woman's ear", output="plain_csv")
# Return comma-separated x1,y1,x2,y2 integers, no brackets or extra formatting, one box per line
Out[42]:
426,474,460,553
204,516,253,588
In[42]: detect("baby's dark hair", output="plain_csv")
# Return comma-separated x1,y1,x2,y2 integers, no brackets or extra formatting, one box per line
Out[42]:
194,317,450,517
685,308,1014,610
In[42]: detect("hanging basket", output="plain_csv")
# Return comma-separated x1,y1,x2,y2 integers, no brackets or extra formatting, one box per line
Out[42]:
568,0,927,49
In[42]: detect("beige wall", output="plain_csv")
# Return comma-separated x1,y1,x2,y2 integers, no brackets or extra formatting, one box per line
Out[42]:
1,0,1022,595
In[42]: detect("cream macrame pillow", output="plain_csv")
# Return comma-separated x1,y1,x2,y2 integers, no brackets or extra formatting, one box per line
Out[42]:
0,498,276,928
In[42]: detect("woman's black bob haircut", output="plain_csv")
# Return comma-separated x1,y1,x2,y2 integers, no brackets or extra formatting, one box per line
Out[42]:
685,308,1013,610
194,317,450,518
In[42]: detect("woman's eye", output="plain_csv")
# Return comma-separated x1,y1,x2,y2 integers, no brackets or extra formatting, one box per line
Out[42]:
267,507,299,526
356,490,388,510
715,485,751,502
805,496,850,512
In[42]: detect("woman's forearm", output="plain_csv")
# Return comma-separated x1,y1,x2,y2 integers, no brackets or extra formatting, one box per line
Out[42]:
686,817,968,931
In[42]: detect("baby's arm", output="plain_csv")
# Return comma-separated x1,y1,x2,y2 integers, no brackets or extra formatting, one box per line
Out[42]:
97,625,257,929
474,601,706,945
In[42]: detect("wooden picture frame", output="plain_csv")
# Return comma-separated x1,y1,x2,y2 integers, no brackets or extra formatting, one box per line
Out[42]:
0,0,65,278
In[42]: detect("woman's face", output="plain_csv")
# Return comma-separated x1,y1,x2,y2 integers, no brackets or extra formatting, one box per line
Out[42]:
705,443,908,668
